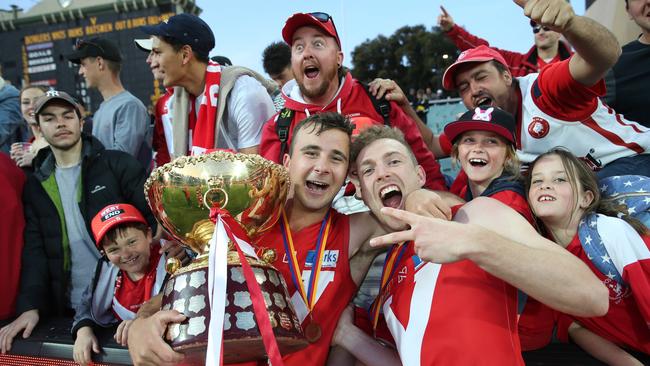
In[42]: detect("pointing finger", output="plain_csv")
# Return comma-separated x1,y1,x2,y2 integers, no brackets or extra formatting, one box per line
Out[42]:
370,230,414,247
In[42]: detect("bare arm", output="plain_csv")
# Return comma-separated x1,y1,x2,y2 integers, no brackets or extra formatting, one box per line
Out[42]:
330,306,402,366
370,197,609,317
568,322,644,366
514,0,620,86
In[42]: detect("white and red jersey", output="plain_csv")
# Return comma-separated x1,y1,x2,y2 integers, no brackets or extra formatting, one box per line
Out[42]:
562,217,650,352
112,245,166,321
380,242,523,366
254,209,356,366
516,60,650,169
519,216,650,353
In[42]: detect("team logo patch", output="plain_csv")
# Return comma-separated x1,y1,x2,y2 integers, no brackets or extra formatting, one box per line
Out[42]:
305,250,339,268
528,117,550,139
472,107,494,121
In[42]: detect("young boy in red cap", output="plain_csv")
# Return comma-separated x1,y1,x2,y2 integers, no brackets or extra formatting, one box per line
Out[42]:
72,203,167,366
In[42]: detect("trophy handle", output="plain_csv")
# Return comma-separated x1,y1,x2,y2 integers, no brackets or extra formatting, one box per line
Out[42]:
203,188,229,210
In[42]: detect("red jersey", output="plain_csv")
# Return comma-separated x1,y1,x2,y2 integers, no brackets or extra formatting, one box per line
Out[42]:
378,241,523,366
0,154,25,320
112,245,164,321
254,209,356,366
259,73,446,191
152,89,173,167
519,223,650,353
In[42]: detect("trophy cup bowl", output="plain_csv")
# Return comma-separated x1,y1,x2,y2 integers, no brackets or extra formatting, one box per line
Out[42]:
144,151,307,364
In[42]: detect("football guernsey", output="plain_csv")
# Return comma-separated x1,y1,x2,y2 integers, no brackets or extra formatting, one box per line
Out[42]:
255,208,356,366
378,241,523,366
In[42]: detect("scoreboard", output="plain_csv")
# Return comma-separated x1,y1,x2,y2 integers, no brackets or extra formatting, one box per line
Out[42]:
0,0,198,112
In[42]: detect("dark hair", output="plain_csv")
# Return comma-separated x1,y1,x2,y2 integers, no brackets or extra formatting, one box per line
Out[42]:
288,112,353,155
262,41,291,76
104,59,121,74
160,35,209,64
100,222,150,248
350,126,416,165
526,148,647,235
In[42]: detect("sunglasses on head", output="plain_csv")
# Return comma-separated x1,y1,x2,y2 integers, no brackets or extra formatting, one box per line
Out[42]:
532,24,550,34
75,39,105,53
309,12,340,40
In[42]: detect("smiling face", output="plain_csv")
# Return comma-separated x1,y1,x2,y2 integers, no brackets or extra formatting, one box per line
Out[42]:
533,27,561,51
455,61,513,111
102,226,152,280
21,87,46,125
455,130,509,196
528,154,594,229
37,102,82,151
150,36,184,87
356,138,425,231
284,123,350,216
627,0,650,34
291,26,343,105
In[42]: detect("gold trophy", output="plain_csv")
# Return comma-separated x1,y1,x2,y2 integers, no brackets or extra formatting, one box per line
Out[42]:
145,151,307,364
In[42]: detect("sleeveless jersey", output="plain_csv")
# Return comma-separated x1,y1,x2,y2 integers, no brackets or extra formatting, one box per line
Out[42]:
516,60,650,168
254,209,356,366
380,242,523,366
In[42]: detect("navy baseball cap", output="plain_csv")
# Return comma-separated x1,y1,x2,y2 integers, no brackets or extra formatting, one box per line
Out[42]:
141,13,215,59
444,106,517,145
67,37,122,64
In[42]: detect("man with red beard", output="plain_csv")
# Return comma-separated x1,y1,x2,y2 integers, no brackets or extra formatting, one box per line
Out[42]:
259,12,446,191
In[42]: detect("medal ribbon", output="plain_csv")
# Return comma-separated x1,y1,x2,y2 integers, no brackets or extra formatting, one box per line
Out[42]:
370,241,407,333
280,208,331,311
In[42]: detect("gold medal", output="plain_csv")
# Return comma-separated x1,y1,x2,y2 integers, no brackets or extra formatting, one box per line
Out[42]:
304,321,322,343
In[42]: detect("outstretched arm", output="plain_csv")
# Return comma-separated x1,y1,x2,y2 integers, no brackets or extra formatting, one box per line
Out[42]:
371,197,609,317
514,0,620,86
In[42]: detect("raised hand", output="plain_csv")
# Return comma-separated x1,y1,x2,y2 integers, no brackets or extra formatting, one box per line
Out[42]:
438,6,455,32
513,0,575,32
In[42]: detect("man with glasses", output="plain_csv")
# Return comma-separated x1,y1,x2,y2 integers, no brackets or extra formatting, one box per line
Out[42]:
67,37,152,170
138,13,274,157
438,4,572,76
432,0,650,179
259,12,447,191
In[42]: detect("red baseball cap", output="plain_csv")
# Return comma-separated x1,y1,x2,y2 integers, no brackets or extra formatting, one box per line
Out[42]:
91,203,147,248
444,106,517,145
282,12,341,49
442,45,508,90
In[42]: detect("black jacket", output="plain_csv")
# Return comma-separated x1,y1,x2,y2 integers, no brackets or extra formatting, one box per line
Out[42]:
16,134,156,316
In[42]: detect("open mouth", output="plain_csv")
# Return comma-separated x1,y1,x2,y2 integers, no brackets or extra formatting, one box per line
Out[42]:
306,180,329,193
304,65,320,79
475,96,493,107
380,185,403,208
538,195,556,202
469,158,488,167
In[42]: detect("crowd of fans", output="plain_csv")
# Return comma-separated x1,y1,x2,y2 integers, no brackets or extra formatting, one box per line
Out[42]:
0,0,649,365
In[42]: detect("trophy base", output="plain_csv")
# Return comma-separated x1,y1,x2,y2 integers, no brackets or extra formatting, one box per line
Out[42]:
162,255,308,364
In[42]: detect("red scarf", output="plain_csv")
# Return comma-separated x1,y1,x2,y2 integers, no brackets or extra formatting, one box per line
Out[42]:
190,61,222,155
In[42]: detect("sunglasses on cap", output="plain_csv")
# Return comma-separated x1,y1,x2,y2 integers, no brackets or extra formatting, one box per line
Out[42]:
309,12,340,39
532,24,550,34
75,38,105,53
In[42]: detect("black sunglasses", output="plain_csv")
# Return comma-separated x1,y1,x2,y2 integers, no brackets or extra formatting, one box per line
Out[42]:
532,24,550,34
75,39,105,53
309,12,340,40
